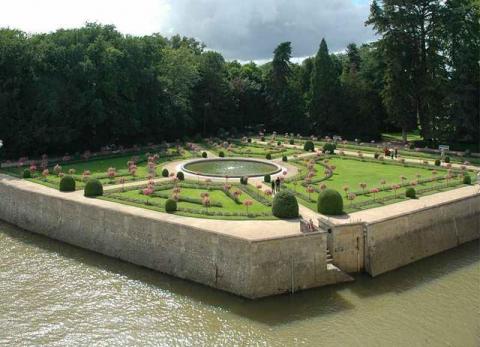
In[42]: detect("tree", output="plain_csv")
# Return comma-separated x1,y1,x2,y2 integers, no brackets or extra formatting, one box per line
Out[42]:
265,42,306,133
367,0,447,142
309,38,341,134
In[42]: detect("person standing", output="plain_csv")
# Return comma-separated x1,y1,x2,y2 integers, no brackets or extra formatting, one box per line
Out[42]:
271,180,275,195
275,177,281,192
394,148,398,158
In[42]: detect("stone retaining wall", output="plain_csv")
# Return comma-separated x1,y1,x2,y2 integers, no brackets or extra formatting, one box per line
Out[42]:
364,194,480,276
322,193,480,276
0,176,351,298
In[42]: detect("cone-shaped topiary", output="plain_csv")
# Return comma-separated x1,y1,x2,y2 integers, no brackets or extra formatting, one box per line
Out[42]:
23,169,31,178
405,187,416,199
304,140,315,152
272,190,299,218
84,178,103,197
162,168,169,177
176,171,185,180
59,175,76,192
165,199,177,213
317,189,343,215
282,155,288,162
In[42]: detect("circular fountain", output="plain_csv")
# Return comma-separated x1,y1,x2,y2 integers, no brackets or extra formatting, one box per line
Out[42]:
182,158,281,178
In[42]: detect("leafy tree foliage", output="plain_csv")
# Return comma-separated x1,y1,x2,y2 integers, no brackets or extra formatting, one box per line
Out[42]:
0,2,478,159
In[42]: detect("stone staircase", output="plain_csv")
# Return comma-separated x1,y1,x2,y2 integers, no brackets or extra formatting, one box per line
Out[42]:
326,249,333,264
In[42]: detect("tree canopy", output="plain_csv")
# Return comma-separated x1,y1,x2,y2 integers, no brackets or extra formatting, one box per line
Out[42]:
0,1,478,159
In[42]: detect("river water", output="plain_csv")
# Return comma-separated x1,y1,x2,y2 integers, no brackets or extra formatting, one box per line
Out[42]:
0,220,478,346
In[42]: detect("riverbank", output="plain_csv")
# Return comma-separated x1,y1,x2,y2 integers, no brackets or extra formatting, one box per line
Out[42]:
0,172,478,298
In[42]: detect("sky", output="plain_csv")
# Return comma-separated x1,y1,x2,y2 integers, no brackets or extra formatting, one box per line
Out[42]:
0,0,375,61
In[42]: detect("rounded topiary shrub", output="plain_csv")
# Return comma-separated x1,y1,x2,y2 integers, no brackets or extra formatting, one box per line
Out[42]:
282,155,288,162
434,159,441,166
317,189,343,215
59,175,76,192
23,169,31,179
240,176,249,185
264,174,271,183
277,141,282,146
444,156,450,163
84,179,103,197
162,168,169,177
304,140,315,152
202,152,207,158
176,171,185,180
266,153,272,160
272,190,299,219
405,187,416,199
289,139,294,145
463,174,472,185
219,151,225,157
247,138,252,143
323,143,336,154
165,199,177,213
261,136,265,142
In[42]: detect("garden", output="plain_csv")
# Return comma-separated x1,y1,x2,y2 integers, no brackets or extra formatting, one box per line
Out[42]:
202,138,302,160
0,145,198,190
1,137,477,220
282,153,472,213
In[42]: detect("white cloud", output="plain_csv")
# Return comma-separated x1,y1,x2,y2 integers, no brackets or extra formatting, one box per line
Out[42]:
0,0,170,36
0,0,374,60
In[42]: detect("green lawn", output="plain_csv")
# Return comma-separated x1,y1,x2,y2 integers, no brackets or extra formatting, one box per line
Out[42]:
102,181,274,220
382,130,423,142
255,136,480,166
204,141,301,159
284,156,465,213
2,148,194,189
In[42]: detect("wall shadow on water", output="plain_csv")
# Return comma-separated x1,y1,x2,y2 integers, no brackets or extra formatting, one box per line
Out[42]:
350,239,480,298
1,220,478,326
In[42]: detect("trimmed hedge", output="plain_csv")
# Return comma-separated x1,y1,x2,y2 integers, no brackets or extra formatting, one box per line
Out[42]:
289,139,294,145
272,190,299,218
240,176,249,185
304,140,315,152
463,174,472,185
444,156,450,163
162,168,169,177
165,199,177,213
405,187,416,199
22,169,31,178
434,159,441,166
317,189,343,215
59,175,76,192
323,143,336,154
84,179,103,197
176,171,185,180
282,155,288,162
219,151,225,157
266,153,272,160
264,174,271,183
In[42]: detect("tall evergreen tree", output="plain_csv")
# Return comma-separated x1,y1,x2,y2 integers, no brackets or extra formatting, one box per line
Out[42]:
309,39,341,134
